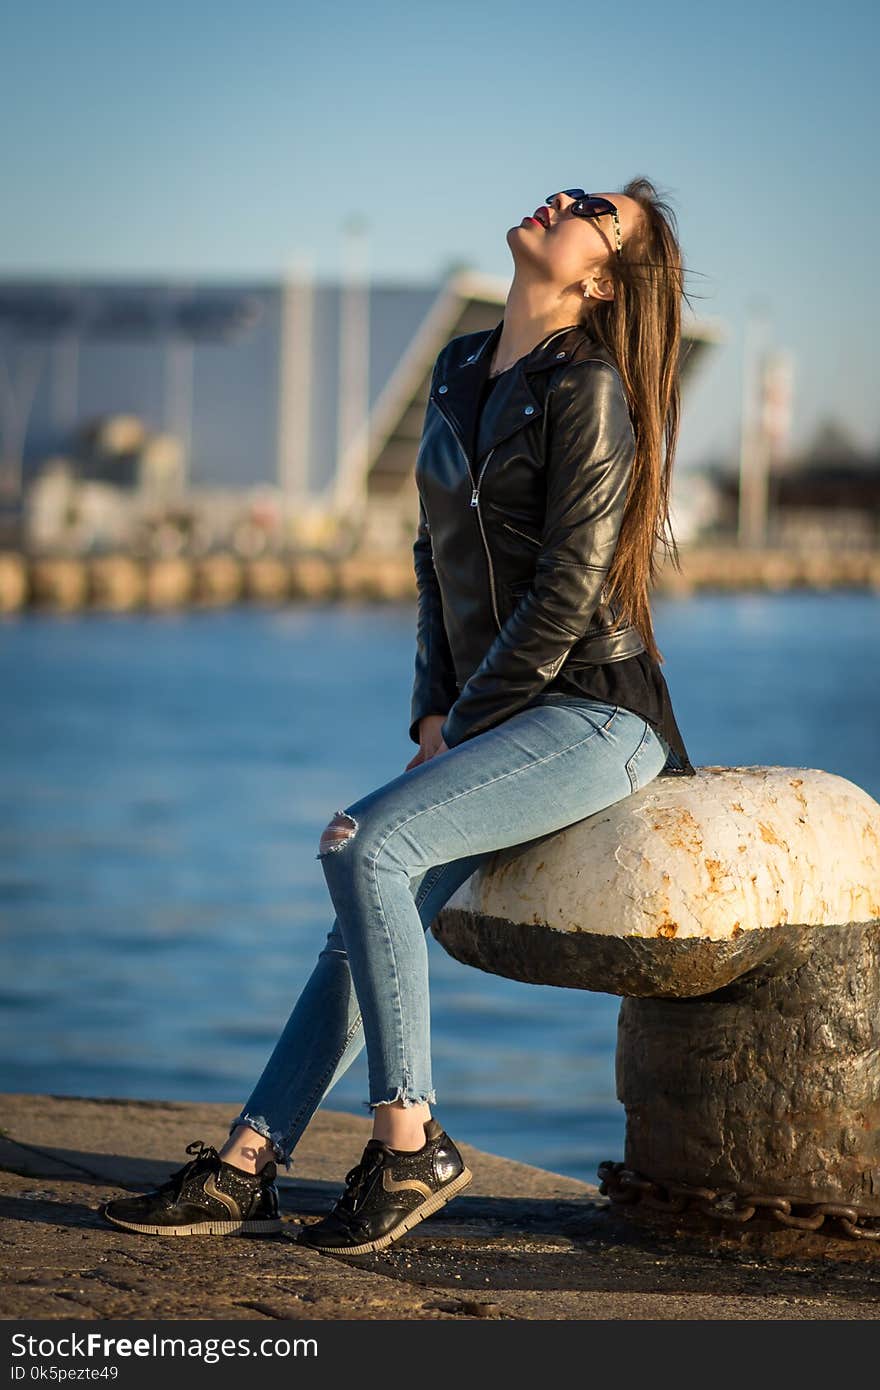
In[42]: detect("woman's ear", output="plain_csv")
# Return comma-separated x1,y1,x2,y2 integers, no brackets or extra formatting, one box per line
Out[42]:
588,274,615,303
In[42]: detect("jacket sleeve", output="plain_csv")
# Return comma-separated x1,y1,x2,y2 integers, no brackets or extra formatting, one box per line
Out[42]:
440,361,636,750
409,351,459,744
409,491,460,743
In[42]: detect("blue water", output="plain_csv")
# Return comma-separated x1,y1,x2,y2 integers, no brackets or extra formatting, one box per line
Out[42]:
1,593,878,1183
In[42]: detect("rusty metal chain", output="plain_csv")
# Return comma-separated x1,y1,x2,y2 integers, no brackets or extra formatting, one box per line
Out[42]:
597,1161,880,1241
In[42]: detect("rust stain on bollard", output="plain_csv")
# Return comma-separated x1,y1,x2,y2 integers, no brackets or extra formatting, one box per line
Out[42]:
757,821,789,849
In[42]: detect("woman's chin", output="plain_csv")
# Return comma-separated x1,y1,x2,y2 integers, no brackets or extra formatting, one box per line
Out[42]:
506,226,542,261
507,223,535,247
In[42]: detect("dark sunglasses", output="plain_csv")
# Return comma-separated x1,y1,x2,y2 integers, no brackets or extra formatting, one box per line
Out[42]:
546,189,623,255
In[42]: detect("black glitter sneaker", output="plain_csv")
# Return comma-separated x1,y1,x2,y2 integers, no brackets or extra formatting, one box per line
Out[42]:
102,1140,282,1237
297,1117,472,1256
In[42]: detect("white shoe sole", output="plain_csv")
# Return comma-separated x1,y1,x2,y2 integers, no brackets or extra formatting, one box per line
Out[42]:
299,1165,474,1256
103,1211,282,1237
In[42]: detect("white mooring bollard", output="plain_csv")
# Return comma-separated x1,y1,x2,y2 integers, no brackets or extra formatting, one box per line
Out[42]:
432,766,880,1252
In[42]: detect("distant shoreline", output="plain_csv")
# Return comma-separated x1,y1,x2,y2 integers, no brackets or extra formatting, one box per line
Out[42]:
1,545,879,613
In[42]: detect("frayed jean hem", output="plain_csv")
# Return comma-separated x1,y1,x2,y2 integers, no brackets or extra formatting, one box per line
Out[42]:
364,1086,437,1111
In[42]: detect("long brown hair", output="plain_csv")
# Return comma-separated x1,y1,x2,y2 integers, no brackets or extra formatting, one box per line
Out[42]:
581,176,693,665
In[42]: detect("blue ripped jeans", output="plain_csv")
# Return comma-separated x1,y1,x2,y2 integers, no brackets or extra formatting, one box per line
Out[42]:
229,693,670,1165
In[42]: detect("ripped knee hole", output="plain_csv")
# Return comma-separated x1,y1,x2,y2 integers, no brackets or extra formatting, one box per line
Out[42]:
317,809,359,859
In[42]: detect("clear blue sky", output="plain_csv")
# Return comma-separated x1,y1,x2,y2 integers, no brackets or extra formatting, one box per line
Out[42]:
2,0,877,470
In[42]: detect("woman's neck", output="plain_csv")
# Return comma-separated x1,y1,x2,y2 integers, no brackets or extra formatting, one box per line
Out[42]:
489,281,586,376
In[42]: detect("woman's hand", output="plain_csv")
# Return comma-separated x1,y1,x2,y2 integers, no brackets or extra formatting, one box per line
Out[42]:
405,714,449,770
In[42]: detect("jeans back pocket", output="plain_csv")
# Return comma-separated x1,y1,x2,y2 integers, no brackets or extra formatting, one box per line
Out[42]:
624,721,665,793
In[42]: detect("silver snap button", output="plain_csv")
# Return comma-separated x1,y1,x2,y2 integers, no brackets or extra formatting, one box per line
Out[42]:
524,405,535,415
556,351,566,358
438,384,448,393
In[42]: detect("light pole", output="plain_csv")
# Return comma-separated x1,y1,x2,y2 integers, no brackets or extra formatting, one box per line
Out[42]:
276,251,315,521
334,215,371,527
737,299,772,548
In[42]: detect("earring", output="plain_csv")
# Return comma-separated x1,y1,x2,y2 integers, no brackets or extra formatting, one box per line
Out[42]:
583,286,591,298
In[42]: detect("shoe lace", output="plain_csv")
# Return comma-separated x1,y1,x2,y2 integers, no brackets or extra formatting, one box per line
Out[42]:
334,1150,386,1233
161,1140,222,1195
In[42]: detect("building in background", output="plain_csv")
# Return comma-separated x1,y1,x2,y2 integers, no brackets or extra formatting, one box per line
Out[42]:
0,271,721,555
715,414,880,548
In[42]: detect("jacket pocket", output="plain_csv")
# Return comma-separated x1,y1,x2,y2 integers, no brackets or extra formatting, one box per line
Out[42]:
502,577,533,622
501,519,541,548
507,577,532,600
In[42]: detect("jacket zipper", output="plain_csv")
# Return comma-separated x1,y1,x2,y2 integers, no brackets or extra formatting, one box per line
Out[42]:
467,446,501,631
432,397,502,631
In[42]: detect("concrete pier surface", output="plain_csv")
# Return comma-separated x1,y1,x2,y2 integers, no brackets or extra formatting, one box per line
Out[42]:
1,1094,878,1321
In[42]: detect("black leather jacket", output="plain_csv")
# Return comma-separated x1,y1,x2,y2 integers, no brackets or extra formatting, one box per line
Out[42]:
410,318,659,752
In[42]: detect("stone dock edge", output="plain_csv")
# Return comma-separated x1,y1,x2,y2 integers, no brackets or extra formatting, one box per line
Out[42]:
1,1094,878,1321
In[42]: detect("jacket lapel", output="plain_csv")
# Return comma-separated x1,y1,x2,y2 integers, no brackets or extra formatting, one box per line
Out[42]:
433,319,589,468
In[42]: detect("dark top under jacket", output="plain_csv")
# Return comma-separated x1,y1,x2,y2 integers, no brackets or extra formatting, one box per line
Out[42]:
471,370,696,776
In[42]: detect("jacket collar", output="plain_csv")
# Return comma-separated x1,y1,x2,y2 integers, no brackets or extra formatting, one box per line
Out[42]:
431,318,597,467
